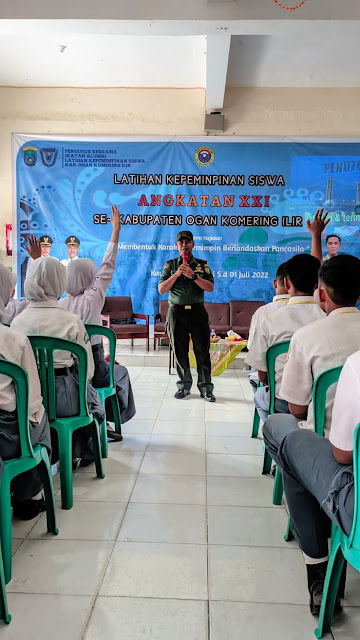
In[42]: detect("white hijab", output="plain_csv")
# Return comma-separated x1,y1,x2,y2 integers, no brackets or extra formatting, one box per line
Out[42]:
0,264,13,322
24,257,66,302
66,258,96,296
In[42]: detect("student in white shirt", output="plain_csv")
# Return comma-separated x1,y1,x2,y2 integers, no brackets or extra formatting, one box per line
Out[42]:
60,206,136,431
247,262,289,351
0,263,51,520
245,253,324,422
274,350,359,615
11,257,105,465
263,253,360,461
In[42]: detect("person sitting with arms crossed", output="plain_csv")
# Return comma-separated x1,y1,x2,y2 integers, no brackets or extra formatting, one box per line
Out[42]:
245,253,324,423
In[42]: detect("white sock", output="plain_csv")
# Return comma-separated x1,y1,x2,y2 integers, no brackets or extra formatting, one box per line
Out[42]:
303,552,329,565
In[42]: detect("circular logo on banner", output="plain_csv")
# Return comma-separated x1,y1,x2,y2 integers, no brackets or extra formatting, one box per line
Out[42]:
195,146,215,166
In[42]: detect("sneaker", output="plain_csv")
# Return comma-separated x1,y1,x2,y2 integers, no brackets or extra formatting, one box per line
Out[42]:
200,392,216,402
174,389,190,399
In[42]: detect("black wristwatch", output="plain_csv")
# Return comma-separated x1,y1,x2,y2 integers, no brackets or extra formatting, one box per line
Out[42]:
192,272,199,281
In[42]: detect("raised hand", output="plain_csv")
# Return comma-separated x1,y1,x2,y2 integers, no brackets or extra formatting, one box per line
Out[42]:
110,205,121,243
24,234,42,260
306,208,331,236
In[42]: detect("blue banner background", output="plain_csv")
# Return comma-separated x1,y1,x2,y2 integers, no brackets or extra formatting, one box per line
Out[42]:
15,137,360,317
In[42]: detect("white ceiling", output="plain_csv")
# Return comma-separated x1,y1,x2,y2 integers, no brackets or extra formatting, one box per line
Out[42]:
0,15,360,110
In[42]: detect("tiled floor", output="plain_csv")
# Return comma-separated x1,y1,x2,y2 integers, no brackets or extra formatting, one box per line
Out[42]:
2,364,360,639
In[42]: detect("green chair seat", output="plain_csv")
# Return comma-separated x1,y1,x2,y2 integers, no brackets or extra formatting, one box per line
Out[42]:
84,324,122,459
0,359,58,585
28,336,104,510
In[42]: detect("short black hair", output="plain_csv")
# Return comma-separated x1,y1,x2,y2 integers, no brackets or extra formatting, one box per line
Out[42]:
284,254,320,294
275,262,287,286
326,234,341,245
319,254,360,306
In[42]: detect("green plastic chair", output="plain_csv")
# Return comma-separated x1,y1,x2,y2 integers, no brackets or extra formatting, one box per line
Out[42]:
28,336,105,510
0,359,58,584
284,365,343,543
261,341,290,505
251,382,262,438
0,470,10,624
84,324,122,459
314,423,360,638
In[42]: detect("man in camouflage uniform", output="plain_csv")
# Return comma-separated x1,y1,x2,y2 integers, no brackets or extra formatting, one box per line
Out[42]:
158,230,216,401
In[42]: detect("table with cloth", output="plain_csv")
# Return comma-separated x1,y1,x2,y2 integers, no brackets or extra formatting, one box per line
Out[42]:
189,339,248,376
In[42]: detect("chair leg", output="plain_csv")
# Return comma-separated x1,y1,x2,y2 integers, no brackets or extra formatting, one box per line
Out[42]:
100,418,108,458
57,427,74,510
38,452,59,535
262,447,272,475
251,407,260,438
110,395,122,438
284,515,294,542
315,535,345,638
90,419,105,479
0,541,11,624
146,337,149,351
0,473,13,584
272,467,283,505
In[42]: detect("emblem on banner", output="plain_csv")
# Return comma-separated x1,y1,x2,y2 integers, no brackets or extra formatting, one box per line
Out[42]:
23,146,38,167
40,148,58,167
195,146,214,166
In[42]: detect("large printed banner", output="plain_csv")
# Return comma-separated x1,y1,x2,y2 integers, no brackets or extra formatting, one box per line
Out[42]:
14,135,360,316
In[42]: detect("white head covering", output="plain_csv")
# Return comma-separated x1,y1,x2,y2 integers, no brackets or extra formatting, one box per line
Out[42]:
24,256,66,302
0,264,13,321
66,258,96,296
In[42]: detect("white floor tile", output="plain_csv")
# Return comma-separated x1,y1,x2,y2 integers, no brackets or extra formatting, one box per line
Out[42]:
206,436,263,455
206,421,253,437
121,419,155,434
100,541,208,600
153,420,205,435
4,594,93,640
11,539,23,555
140,452,206,475
147,434,205,453
85,597,208,640
208,506,292,547
29,502,126,541
207,476,276,507
207,454,263,477
210,601,317,640
332,605,360,639
8,539,112,595
131,474,206,505
70,473,137,502
118,503,207,544
208,545,308,604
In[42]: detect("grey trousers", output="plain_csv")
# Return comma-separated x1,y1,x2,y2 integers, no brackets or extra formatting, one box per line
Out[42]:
0,411,51,501
263,415,354,558
254,386,290,424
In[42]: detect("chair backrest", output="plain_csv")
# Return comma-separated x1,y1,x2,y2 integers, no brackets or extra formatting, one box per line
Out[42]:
312,366,343,437
265,340,291,415
102,296,133,319
28,336,89,422
159,300,169,322
204,302,230,325
348,423,360,549
0,358,34,459
84,324,116,387
229,300,265,327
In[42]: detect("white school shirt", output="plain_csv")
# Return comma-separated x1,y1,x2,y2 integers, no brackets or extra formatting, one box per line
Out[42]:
247,294,290,350
245,296,324,395
0,323,44,424
11,301,94,380
59,241,118,345
3,298,28,324
279,308,360,438
60,256,79,267
329,350,360,451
